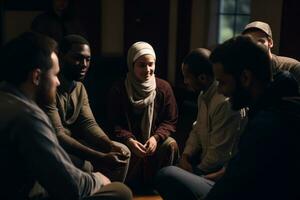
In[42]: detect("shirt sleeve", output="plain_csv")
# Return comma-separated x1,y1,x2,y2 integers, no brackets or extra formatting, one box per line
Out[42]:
75,85,113,152
44,89,108,160
13,112,103,200
182,124,202,156
107,83,136,143
183,96,203,156
198,100,242,173
153,80,178,141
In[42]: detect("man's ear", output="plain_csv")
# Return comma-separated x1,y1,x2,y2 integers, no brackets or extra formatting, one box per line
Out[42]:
240,69,253,87
267,37,273,48
31,68,42,86
197,74,206,81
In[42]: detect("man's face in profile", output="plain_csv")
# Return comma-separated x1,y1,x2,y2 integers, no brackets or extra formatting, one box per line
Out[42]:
37,52,60,105
213,63,250,110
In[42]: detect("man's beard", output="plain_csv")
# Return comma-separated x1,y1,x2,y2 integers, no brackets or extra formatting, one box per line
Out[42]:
230,81,251,110
36,80,56,106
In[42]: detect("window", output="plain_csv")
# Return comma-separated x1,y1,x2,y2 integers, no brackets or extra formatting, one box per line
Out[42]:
218,0,251,43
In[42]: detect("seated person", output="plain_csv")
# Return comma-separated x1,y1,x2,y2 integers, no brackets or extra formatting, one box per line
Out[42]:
43,34,130,182
107,41,179,189
0,31,132,200
178,48,246,178
31,0,86,42
154,48,246,199
155,35,300,200
242,21,300,90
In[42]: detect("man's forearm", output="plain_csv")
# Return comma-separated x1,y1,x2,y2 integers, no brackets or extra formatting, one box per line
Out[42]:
57,133,107,160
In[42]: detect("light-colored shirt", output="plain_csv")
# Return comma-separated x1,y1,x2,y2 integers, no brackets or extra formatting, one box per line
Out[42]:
183,81,246,173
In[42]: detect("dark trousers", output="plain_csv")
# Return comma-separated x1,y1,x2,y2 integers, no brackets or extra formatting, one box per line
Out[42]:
155,166,214,200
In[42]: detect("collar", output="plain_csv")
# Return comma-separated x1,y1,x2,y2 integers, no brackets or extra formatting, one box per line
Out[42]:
0,81,34,104
58,75,77,94
200,80,219,104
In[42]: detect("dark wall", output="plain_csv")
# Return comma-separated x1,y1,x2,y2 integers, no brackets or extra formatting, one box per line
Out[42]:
84,55,127,132
73,0,101,55
1,0,50,10
280,0,300,60
175,0,192,88
0,0,101,54
124,0,170,80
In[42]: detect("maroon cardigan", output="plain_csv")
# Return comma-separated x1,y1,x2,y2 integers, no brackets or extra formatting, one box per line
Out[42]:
107,78,178,143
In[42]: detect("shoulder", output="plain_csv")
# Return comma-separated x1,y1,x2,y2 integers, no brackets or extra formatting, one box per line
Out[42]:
76,81,85,91
211,97,233,117
12,97,52,130
275,54,299,64
246,110,281,141
273,54,300,70
32,12,55,23
0,89,52,132
209,87,229,112
156,78,173,92
271,71,299,97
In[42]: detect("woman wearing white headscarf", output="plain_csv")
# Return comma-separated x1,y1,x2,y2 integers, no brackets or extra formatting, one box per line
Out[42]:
108,41,179,189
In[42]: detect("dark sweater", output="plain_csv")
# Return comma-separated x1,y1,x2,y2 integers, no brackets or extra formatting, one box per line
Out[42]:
205,77,300,200
107,78,178,143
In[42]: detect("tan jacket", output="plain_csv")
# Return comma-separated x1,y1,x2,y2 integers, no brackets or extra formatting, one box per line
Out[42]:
183,81,246,173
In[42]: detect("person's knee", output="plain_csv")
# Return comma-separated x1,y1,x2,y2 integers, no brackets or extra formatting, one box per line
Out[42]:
164,138,178,150
159,137,179,162
167,140,179,154
113,141,131,158
111,182,133,200
155,166,179,183
89,182,132,200
122,144,131,159
82,160,94,172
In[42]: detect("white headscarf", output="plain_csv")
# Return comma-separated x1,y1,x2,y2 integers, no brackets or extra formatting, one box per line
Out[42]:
125,41,157,142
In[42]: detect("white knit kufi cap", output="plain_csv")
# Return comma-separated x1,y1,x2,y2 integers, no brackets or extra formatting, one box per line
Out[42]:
127,41,156,71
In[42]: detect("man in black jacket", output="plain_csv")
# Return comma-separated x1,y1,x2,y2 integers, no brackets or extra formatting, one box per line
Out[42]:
155,35,299,200
206,35,300,200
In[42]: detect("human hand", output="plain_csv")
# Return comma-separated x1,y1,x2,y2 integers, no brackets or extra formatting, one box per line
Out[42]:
177,155,193,172
93,172,111,186
97,152,127,169
203,167,226,181
144,136,157,155
111,144,130,160
127,138,147,158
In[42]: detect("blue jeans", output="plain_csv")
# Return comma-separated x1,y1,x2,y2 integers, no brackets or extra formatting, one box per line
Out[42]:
155,166,214,200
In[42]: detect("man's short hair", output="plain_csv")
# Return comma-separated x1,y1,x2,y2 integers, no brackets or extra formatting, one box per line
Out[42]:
210,35,272,84
59,34,90,54
183,48,213,77
242,21,272,38
1,32,57,85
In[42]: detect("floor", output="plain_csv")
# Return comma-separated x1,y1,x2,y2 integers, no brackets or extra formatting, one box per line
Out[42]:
133,195,162,200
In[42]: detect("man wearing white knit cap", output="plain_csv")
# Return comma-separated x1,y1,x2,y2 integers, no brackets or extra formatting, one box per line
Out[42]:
108,41,179,191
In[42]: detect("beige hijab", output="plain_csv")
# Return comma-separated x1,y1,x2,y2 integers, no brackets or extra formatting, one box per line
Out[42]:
125,41,156,142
